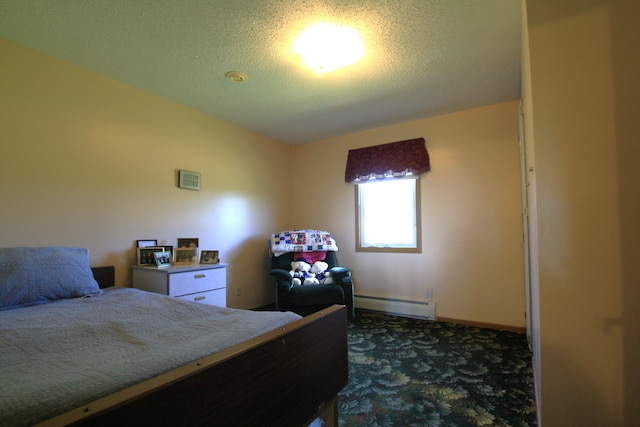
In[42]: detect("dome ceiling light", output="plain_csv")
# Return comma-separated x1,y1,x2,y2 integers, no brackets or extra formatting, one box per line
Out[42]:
293,23,365,74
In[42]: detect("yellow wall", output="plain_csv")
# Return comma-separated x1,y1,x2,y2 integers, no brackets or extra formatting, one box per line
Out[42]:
291,101,526,327
0,38,526,328
525,0,639,424
0,38,292,310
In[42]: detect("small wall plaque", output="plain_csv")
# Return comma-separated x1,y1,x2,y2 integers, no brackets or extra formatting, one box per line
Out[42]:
179,170,200,190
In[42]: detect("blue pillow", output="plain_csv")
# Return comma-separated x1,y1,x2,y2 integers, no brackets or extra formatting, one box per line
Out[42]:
0,247,103,310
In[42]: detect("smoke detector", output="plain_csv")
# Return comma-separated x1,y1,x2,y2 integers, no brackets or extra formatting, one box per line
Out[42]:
225,71,248,82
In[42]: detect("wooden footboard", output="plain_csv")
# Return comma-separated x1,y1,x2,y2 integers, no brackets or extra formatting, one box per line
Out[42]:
38,305,348,427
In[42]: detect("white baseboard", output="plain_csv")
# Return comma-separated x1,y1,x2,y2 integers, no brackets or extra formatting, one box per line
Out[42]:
355,295,436,320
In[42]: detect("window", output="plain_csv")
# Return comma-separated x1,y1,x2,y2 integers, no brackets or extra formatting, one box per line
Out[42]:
355,177,421,253
345,137,429,253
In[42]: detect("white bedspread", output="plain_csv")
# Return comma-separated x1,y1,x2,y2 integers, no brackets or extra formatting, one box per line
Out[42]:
0,288,301,426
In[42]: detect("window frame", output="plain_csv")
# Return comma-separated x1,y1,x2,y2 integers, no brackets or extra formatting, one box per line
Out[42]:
354,177,422,253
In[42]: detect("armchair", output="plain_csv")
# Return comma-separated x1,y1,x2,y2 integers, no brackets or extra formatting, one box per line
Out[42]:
269,251,355,321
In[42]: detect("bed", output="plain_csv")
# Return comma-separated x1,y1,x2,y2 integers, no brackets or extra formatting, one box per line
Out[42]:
0,247,348,426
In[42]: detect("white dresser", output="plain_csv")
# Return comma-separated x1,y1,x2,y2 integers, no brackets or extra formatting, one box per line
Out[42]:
131,264,228,307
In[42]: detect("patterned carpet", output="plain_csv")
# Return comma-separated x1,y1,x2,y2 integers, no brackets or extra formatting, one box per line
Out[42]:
338,311,537,426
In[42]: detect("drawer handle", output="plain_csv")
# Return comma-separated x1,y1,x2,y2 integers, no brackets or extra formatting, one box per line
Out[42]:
194,296,206,302
194,274,206,279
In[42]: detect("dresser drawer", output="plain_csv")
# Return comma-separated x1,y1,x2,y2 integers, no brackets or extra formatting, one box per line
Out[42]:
168,268,225,297
175,288,226,306
132,263,228,307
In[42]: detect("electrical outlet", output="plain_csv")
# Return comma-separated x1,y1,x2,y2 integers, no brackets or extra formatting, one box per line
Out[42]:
427,288,433,302
236,287,241,297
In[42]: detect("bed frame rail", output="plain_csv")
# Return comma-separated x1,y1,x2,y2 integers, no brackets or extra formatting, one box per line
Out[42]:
40,305,348,427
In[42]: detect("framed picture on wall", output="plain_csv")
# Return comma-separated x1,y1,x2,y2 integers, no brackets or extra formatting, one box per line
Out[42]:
137,247,164,266
200,250,219,264
174,247,197,265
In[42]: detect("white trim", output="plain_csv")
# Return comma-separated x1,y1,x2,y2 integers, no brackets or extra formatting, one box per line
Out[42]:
355,295,436,320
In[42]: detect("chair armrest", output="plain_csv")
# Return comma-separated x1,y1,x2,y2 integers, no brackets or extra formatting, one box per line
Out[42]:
329,266,350,283
269,269,295,291
329,267,355,321
269,269,294,311
269,268,293,283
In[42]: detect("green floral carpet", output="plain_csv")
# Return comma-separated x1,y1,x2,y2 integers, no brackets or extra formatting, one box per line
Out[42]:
338,312,537,426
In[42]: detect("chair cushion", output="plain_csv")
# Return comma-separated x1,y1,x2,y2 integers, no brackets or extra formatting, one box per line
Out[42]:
289,285,345,307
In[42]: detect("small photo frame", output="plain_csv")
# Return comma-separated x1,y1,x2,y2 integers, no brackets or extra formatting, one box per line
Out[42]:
200,250,219,264
177,238,199,249
154,251,172,268
136,239,158,248
174,247,197,265
162,245,173,257
178,170,200,191
137,246,164,266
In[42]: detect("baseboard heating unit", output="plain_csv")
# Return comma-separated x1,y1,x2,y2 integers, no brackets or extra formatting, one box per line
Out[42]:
355,295,436,320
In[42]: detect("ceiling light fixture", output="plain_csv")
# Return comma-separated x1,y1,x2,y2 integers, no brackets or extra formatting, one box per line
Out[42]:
225,71,248,82
293,23,365,74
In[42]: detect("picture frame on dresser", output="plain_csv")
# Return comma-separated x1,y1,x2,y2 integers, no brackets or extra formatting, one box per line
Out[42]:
136,239,158,248
154,251,172,268
137,247,165,266
177,238,199,249
200,250,219,264
174,247,197,265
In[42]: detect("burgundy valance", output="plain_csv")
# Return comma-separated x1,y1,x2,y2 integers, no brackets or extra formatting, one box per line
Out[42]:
344,137,430,183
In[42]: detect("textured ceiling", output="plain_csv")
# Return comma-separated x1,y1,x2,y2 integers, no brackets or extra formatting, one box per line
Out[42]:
0,0,521,144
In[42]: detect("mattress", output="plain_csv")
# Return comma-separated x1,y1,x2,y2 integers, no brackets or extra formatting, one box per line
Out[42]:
0,288,301,426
